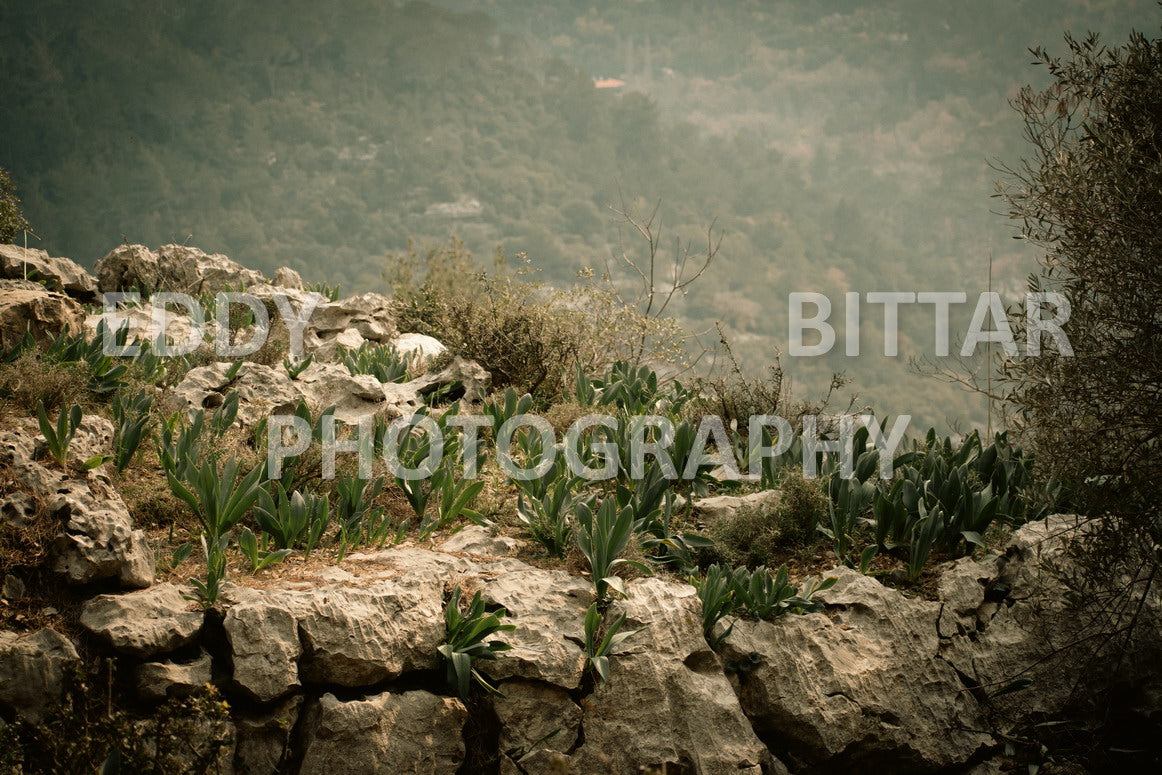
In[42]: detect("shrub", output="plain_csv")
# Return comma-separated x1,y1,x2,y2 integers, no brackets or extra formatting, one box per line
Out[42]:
0,166,30,242
386,239,690,402
0,354,85,414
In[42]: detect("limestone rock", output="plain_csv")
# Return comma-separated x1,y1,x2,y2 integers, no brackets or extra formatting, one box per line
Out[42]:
294,361,412,423
440,525,523,557
721,566,990,771
298,690,466,775
303,292,397,357
271,266,303,290
407,355,491,404
392,332,447,367
224,575,445,689
0,628,80,723
136,650,213,703
158,244,265,294
569,578,773,775
0,284,84,352
480,569,592,689
85,302,213,352
0,243,98,300
494,680,581,757
51,472,155,588
174,361,303,427
938,515,1162,732
691,489,782,524
233,694,303,775
224,601,302,703
80,583,203,657
95,244,160,294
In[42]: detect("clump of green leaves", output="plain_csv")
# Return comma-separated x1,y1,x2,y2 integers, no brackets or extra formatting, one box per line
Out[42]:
111,389,154,473
341,343,412,384
574,498,651,601
437,587,515,699
692,563,836,647
583,603,641,687
253,484,331,558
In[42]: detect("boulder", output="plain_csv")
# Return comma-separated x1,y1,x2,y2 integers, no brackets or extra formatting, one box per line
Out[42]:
233,694,303,775
392,332,447,368
136,650,213,703
299,690,466,775
440,525,523,557
568,578,774,775
1,425,153,588
0,628,80,723
271,266,304,290
295,361,413,423
0,243,98,300
224,601,302,703
0,284,84,352
223,575,444,690
938,515,1162,733
690,489,782,524
720,566,990,771
493,680,581,757
95,243,265,295
50,472,155,588
85,302,213,351
174,361,303,427
407,355,491,404
80,583,203,657
479,569,592,689
303,292,397,358
95,244,160,294
157,244,265,294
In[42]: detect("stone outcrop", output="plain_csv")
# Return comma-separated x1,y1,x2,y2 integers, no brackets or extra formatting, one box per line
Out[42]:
95,243,265,295
721,566,990,772
0,243,98,301
0,628,80,723
0,425,154,588
0,282,84,351
298,690,467,775
80,584,203,657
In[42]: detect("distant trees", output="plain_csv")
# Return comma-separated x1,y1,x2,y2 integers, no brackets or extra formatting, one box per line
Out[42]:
998,26,1162,531
0,167,31,244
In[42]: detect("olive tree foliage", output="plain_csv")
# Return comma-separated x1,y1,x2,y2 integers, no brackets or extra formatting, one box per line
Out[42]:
0,167,31,243
997,27,1162,534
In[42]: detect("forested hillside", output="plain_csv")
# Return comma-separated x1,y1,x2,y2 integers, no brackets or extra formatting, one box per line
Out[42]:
1,0,1157,429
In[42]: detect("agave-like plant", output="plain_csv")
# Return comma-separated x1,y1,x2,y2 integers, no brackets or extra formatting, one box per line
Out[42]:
167,456,267,539
583,603,642,686
574,498,651,601
437,587,515,699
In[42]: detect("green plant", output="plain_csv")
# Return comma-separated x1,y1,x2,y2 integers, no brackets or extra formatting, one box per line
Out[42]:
284,353,314,379
437,587,515,699
482,387,534,438
574,498,651,601
237,526,292,572
731,564,835,619
187,532,229,609
693,564,737,648
111,389,154,473
422,465,485,540
166,456,267,539
36,400,81,467
583,603,642,686
516,474,584,558
305,280,342,301
341,343,412,384
253,484,331,557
